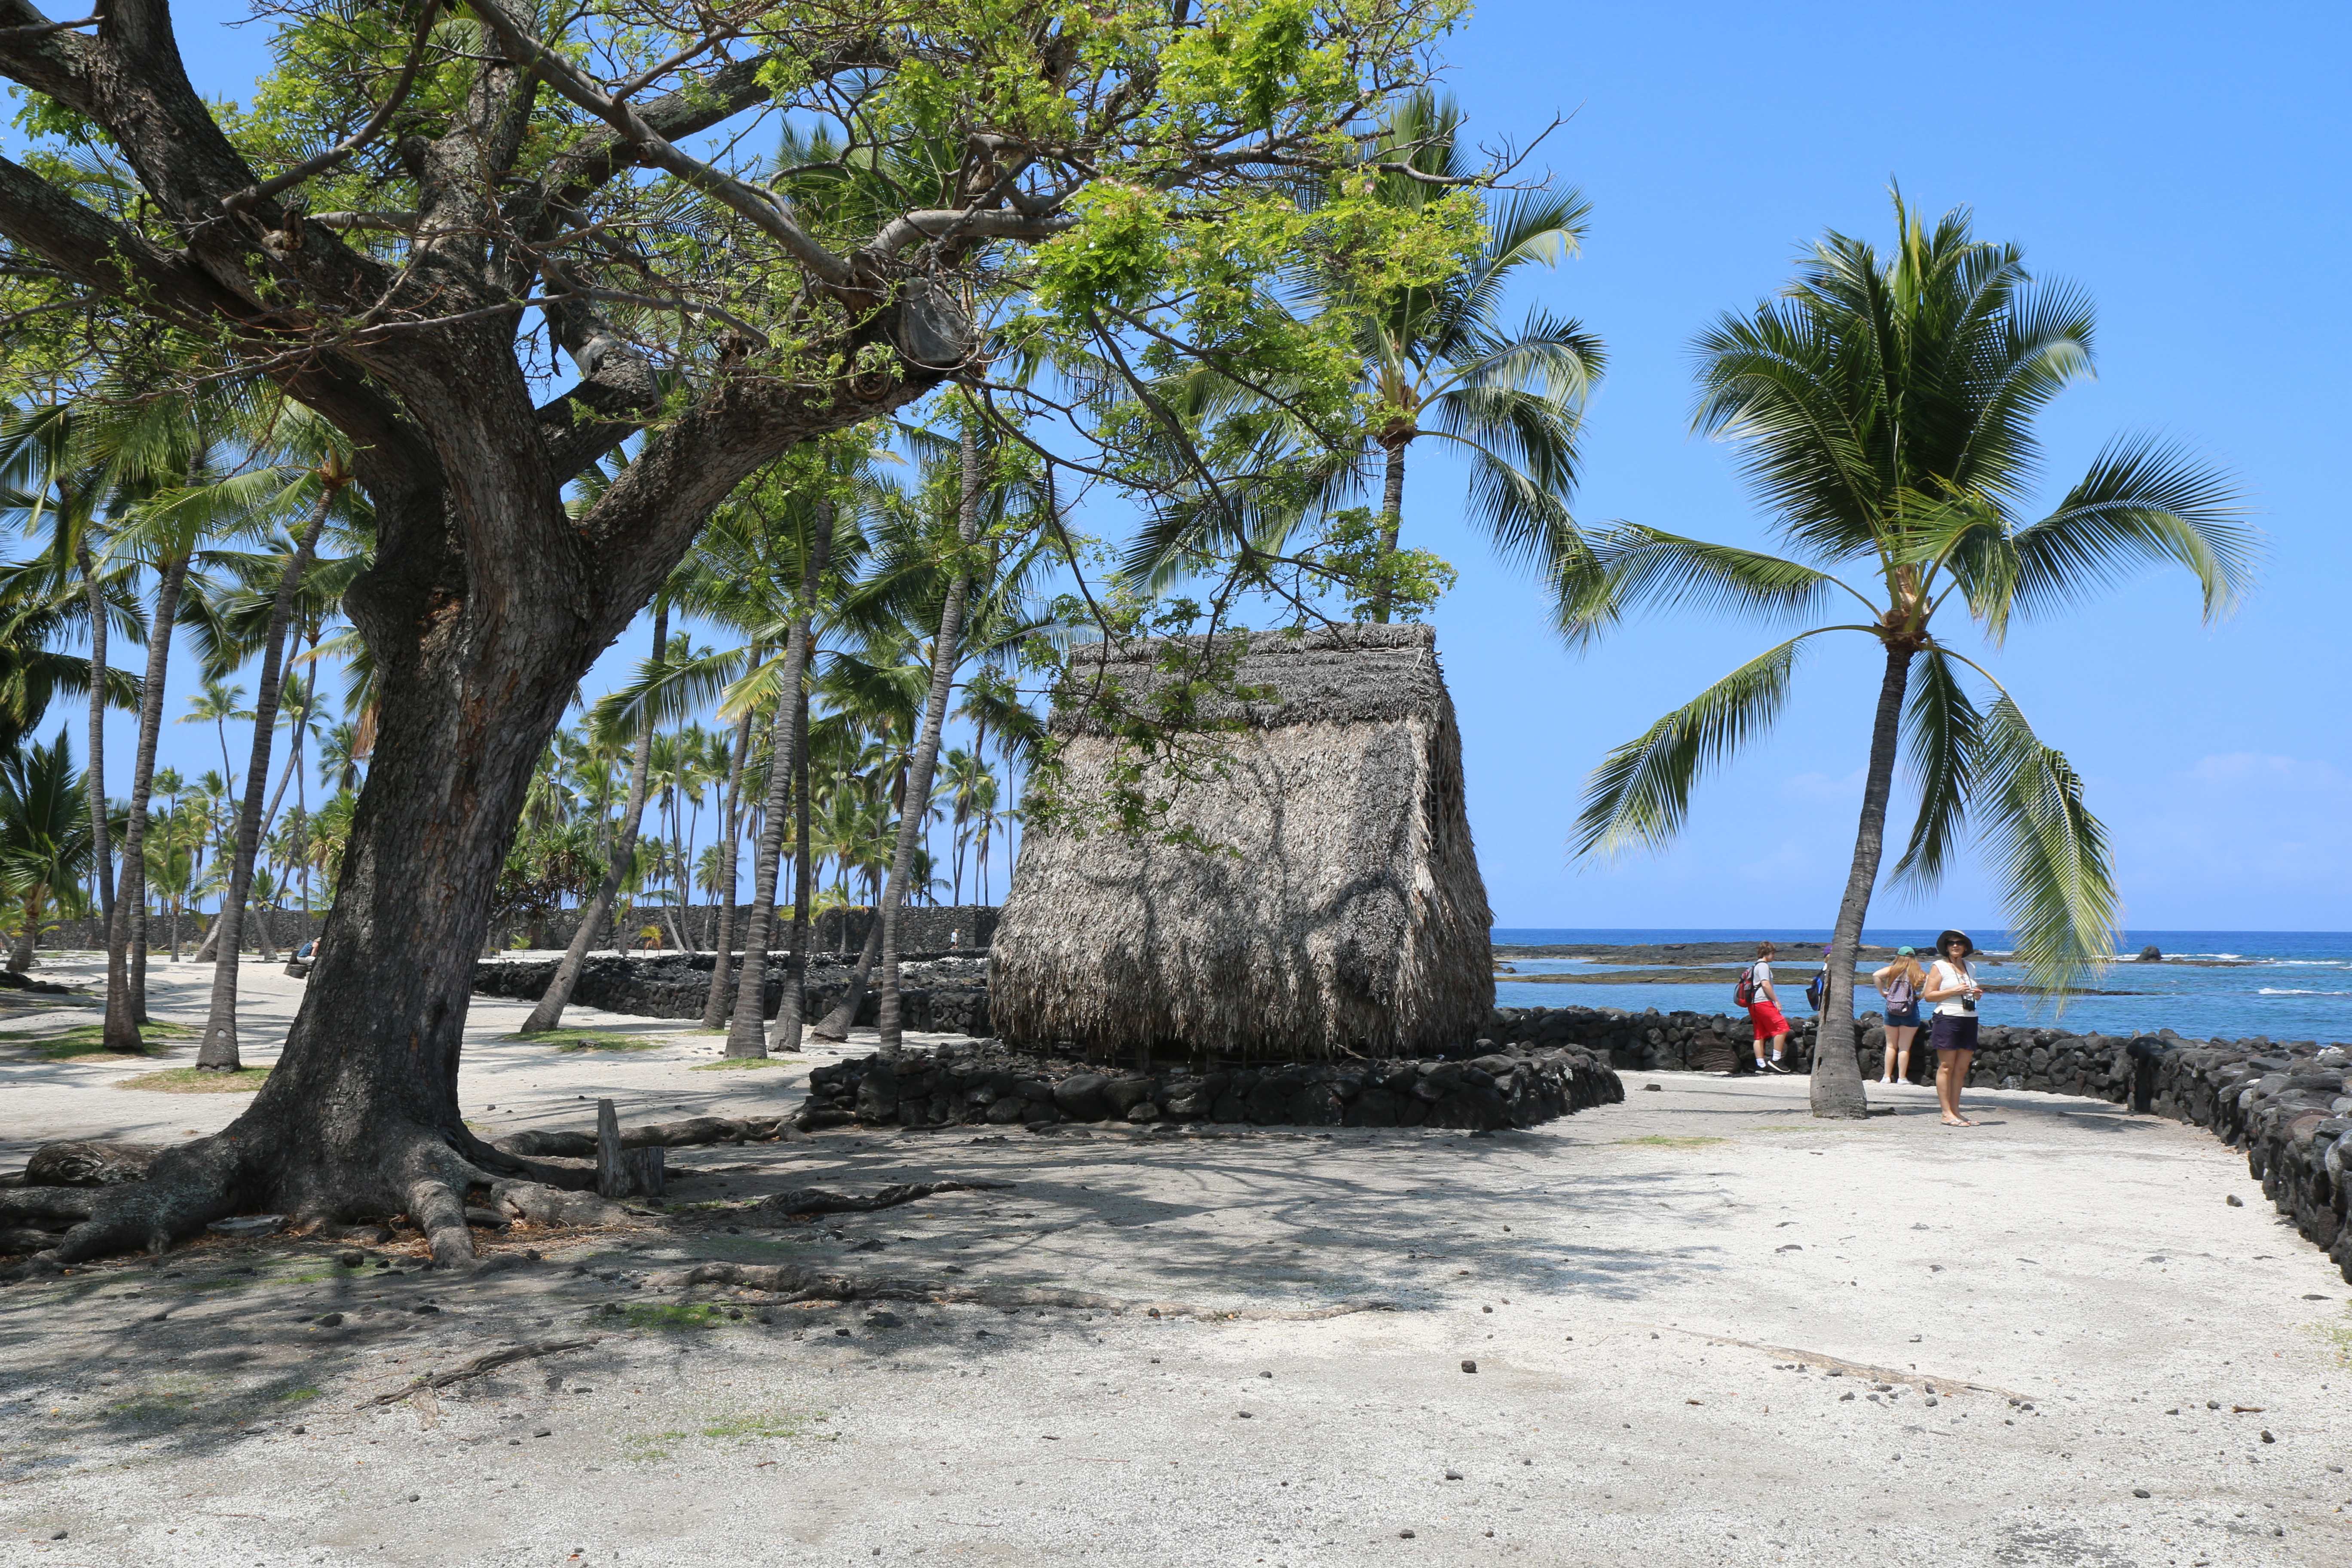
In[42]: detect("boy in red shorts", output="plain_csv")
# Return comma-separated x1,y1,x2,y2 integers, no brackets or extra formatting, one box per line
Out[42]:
1743,940,1792,1073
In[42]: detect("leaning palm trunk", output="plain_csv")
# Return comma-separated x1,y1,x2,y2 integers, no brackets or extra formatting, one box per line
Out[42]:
1810,643,1915,1119
196,509,328,1069
724,502,834,1058
698,704,758,1028
77,542,112,924
101,554,190,1053
874,422,987,1055
521,604,665,1034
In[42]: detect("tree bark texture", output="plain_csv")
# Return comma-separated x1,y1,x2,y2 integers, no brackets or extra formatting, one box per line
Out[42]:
775,704,815,1054
0,6,955,1273
1367,438,1409,625
698,702,757,1029
523,603,665,1034
875,421,985,1053
101,553,187,1053
1809,641,1916,1120
725,501,833,1057
196,507,328,1071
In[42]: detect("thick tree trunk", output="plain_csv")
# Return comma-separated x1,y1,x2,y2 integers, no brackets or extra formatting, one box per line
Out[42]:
698,703,757,1028
196,509,327,1071
101,554,188,1053
775,705,815,1053
1366,439,1409,625
725,502,834,1058
77,543,112,923
1809,641,1916,1120
875,421,985,1055
521,604,665,1033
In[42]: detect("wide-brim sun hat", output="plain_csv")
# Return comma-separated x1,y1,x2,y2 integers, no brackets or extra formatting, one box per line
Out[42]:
1936,929,1975,956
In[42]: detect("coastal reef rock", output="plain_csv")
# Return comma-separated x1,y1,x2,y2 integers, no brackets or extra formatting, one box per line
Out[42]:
2138,944,2163,962
1491,1004,2352,1284
472,952,988,1034
990,624,1493,1061
796,1038,1622,1134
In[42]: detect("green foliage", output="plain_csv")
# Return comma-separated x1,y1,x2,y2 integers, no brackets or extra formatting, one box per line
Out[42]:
1576,192,2254,999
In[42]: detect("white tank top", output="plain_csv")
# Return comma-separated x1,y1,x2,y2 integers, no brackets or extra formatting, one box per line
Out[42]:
1930,959,1977,1017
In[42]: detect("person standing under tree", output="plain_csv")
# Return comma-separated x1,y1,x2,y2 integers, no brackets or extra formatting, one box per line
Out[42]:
1738,940,1793,1074
1872,944,1927,1084
1923,930,1984,1126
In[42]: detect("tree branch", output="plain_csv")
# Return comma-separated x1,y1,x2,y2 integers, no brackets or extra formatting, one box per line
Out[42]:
466,3,851,287
221,0,443,215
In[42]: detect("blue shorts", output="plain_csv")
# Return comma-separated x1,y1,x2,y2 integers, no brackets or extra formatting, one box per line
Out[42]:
1885,1004,1921,1028
1930,1013,1979,1053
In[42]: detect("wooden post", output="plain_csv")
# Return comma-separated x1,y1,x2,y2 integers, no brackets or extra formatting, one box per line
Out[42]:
595,1098,665,1199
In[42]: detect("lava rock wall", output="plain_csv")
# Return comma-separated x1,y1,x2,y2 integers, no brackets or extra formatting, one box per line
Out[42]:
796,1038,1624,1134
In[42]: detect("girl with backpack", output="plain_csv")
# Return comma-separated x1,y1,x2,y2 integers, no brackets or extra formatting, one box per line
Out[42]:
1923,929,1986,1126
1733,940,1792,1074
1871,946,1927,1084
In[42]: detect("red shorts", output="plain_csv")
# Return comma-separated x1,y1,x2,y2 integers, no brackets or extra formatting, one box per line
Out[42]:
1749,1000,1790,1040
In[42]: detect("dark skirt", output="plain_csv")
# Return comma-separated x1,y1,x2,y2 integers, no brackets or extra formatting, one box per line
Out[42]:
1930,1012,1979,1053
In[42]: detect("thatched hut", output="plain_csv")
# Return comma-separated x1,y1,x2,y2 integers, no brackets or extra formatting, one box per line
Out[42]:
990,623,1493,1060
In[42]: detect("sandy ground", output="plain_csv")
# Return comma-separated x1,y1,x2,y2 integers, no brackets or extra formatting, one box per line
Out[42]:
1,954,2349,1568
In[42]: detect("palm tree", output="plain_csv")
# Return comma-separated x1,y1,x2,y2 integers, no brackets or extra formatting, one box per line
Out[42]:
193,419,361,1069
178,678,247,794
1117,90,1606,626
0,728,96,972
1571,194,2254,1119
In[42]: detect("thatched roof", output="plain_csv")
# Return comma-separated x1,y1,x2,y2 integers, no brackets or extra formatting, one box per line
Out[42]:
990,623,1493,1060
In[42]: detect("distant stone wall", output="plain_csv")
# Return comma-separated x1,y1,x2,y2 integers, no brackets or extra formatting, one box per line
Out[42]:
487,902,998,955
470,952,990,1033
30,910,323,956
1488,1004,2352,1284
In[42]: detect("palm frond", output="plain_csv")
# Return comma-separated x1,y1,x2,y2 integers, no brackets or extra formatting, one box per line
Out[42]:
1573,633,1816,859
1998,435,2256,637
1887,649,1981,889
1975,692,2118,999
1585,525,1847,627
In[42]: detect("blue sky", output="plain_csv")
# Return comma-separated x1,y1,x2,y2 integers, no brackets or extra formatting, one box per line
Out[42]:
35,1,2352,931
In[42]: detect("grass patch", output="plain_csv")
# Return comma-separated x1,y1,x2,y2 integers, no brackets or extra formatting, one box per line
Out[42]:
2308,1314,2352,1369
1617,1134,1727,1149
504,1026,658,1053
621,1302,725,1331
17,1020,194,1059
701,1410,819,1440
276,1386,322,1403
689,1056,801,1072
620,1429,688,1462
114,1066,270,1093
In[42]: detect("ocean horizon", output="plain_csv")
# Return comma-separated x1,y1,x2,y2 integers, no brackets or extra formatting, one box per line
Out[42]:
1489,927,2352,1044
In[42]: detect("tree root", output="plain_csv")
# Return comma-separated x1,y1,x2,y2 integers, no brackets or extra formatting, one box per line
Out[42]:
0,1187,100,1226
366,1335,607,1405
748,1180,1011,1219
646,1259,1400,1321
494,1115,787,1160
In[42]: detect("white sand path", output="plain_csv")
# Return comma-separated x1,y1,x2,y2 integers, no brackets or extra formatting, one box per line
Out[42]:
0,954,2346,1566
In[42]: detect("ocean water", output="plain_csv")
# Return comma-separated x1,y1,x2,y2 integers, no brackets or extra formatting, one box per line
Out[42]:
1491,928,2352,1045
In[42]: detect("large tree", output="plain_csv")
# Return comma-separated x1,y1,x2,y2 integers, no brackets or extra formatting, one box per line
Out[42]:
0,0,1472,1268
1571,195,2254,1119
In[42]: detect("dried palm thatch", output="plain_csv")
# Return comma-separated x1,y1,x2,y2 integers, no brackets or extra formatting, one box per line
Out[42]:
990,623,1493,1061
